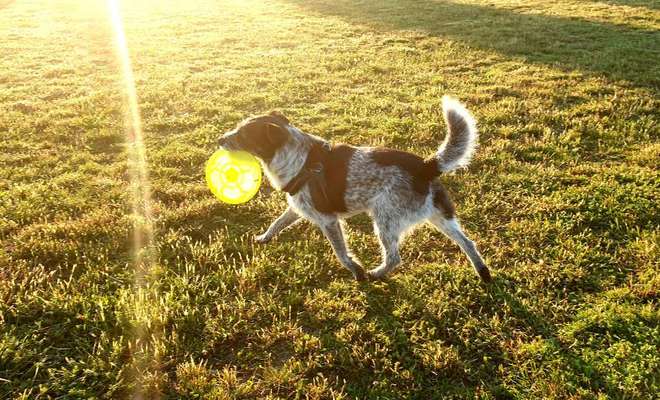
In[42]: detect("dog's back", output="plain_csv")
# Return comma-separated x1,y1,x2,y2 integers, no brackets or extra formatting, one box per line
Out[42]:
341,96,477,220
344,147,436,214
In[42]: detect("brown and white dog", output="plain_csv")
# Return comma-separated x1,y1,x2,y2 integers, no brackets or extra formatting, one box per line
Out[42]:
218,96,492,282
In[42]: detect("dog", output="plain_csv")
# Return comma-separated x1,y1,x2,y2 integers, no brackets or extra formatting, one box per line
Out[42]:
218,96,492,283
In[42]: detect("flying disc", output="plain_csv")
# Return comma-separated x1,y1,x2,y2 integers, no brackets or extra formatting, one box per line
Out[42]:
205,149,262,204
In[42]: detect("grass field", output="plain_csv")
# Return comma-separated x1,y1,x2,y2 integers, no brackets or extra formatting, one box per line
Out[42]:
1,0,659,398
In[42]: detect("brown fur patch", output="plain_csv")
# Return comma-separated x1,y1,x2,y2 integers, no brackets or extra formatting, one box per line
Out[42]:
281,143,355,214
312,144,356,213
371,148,439,194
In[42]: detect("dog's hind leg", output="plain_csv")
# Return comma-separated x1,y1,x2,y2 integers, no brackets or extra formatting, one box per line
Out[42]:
367,213,403,280
428,213,492,282
318,217,368,281
255,206,301,244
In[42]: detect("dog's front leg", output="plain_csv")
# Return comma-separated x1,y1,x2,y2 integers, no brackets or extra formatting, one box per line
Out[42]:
255,206,301,244
318,219,368,282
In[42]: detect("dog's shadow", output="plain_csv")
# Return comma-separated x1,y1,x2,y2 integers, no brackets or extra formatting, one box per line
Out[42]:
303,277,503,397
302,275,626,398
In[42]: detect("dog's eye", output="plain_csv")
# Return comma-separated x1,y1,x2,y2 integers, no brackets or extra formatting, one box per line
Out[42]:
237,132,252,148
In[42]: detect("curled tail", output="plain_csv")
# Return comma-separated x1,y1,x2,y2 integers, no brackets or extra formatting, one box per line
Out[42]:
435,96,478,172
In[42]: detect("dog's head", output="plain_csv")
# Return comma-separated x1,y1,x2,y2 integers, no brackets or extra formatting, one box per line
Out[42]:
218,111,291,162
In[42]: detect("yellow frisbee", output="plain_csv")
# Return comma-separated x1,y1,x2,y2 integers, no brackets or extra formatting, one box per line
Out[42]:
205,149,262,204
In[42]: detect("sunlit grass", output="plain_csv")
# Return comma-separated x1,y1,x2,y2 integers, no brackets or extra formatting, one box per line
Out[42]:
0,0,658,398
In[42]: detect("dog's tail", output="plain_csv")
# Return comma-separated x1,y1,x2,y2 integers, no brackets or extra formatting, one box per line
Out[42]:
434,96,478,172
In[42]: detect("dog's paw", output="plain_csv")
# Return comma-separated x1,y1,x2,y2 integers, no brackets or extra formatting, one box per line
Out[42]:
254,233,271,244
366,268,386,281
477,266,493,283
354,269,369,282
473,261,492,283
347,261,368,282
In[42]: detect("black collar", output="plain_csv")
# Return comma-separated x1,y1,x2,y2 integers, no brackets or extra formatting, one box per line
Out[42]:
282,142,331,195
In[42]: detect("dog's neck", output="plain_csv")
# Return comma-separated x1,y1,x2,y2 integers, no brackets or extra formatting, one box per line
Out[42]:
262,133,313,191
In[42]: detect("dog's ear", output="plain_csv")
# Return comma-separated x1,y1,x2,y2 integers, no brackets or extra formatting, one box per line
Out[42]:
265,122,289,148
269,110,289,124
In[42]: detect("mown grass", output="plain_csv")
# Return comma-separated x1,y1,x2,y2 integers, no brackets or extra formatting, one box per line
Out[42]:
1,0,658,398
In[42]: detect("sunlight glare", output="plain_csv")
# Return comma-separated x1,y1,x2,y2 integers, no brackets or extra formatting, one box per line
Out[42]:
107,0,160,398
107,0,154,277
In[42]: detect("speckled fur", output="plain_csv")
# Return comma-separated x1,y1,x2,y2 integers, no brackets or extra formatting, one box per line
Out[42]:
219,97,492,282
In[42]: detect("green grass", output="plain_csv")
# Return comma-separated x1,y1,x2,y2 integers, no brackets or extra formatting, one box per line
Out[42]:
1,0,659,398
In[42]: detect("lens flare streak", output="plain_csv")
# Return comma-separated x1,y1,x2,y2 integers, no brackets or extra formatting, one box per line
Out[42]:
107,0,160,397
